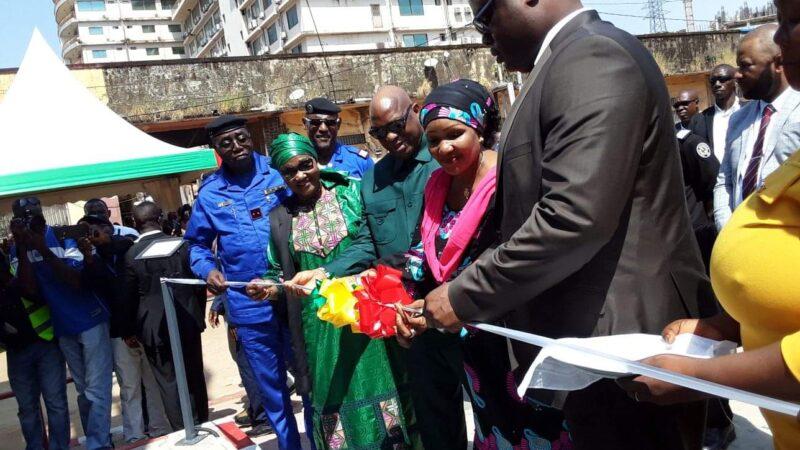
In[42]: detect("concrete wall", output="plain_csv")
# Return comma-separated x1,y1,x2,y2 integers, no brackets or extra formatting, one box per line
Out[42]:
1,30,746,123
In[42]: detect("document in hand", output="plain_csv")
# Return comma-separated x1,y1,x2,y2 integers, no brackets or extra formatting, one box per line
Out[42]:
520,333,737,394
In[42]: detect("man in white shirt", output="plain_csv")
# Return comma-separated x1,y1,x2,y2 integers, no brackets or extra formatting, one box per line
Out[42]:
691,64,741,163
713,24,800,230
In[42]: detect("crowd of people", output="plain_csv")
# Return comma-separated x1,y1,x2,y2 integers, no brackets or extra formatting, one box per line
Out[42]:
3,0,800,449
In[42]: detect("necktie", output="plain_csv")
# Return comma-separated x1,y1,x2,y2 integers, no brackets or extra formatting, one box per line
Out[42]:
741,104,776,199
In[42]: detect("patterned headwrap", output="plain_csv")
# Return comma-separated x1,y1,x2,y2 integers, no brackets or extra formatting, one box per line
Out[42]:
419,79,495,131
269,133,318,170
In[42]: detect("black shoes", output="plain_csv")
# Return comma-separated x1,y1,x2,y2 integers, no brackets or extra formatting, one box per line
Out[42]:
245,423,275,438
703,424,737,450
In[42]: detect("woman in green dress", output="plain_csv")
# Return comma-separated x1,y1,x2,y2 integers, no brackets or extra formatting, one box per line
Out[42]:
246,133,419,450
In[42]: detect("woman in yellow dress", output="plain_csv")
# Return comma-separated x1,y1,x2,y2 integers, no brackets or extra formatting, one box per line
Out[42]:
619,2,800,449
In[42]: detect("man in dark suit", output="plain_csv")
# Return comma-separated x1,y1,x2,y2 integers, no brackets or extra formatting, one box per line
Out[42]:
419,1,709,448
123,201,209,430
691,64,741,163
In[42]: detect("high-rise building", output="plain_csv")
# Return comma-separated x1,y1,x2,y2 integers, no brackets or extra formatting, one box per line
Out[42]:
55,0,188,64
55,0,480,63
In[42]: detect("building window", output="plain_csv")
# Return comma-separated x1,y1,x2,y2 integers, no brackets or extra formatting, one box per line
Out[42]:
161,0,176,9
398,0,423,16
267,23,278,45
465,8,473,22
92,49,107,58
434,0,441,4
454,9,462,23
439,32,446,42
88,26,104,35
171,46,185,54
142,25,156,33
146,47,160,55
371,4,382,28
402,33,427,47
132,0,157,11
77,0,105,12
262,0,272,9
286,5,299,29
291,44,302,54
168,24,182,32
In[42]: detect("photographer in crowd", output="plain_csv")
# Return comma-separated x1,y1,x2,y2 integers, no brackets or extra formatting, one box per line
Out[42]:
77,213,170,443
0,249,70,450
10,197,113,450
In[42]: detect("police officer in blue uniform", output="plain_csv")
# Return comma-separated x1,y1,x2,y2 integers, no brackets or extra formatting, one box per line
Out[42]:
303,98,374,179
184,115,303,449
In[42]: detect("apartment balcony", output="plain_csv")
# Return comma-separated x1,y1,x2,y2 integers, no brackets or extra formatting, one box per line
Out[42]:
171,0,198,22
58,13,79,38
62,36,82,59
195,27,223,58
54,0,75,24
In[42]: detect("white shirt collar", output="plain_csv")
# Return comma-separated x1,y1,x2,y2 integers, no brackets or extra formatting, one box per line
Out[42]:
714,97,740,116
534,7,593,66
134,230,162,243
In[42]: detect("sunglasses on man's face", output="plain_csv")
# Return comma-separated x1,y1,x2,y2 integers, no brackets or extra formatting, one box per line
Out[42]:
709,75,734,85
16,197,41,208
369,105,413,140
472,0,496,35
281,158,316,180
673,100,698,109
216,131,252,151
304,118,339,129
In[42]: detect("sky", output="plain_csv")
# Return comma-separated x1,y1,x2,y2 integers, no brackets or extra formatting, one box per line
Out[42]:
0,0,776,69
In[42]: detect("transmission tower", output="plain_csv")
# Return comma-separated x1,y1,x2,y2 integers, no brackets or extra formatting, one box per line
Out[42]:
645,0,668,33
683,0,696,32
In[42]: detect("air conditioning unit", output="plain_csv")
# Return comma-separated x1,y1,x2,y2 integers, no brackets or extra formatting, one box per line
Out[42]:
280,31,287,40
216,23,221,30
275,0,282,5
182,31,189,38
249,19,258,29
259,12,265,19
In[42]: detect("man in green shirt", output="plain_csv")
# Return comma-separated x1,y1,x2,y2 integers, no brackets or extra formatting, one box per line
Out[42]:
293,85,466,449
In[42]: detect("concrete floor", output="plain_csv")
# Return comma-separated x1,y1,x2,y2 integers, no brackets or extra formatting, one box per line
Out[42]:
0,317,777,449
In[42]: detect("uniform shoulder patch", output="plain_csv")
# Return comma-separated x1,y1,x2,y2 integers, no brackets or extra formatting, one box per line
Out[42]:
696,142,712,159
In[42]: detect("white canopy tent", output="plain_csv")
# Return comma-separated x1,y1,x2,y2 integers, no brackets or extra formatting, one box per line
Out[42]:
0,29,217,211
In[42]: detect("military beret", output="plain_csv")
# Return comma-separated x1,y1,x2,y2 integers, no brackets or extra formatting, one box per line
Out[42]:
205,115,248,137
304,97,341,115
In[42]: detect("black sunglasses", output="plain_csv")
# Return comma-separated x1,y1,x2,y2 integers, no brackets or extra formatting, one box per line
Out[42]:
673,99,698,109
304,118,339,128
16,197,41,208
369,105,413,140
472,0,496,35
280,157,316,180
709,75,734,85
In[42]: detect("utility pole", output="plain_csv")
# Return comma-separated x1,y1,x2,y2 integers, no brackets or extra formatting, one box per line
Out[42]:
683,0,696,32
645,0,668,34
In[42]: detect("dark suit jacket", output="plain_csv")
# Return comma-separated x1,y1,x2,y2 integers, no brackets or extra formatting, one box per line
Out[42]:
690,106,716,148
449,11,710,368
123,231,206,347
268,205,311,396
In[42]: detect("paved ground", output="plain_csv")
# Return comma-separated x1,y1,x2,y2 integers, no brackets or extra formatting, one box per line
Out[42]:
0,314,777,449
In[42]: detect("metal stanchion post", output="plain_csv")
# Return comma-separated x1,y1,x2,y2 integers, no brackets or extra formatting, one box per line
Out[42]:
160,279,211,445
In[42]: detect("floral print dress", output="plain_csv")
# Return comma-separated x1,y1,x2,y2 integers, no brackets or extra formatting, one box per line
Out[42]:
403,203,573,450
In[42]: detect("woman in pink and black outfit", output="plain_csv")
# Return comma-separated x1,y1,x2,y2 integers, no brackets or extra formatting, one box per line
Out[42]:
389,80,572,449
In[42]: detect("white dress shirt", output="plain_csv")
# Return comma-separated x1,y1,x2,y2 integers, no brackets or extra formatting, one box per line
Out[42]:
712,97,740,163
534,7,593,66
740,88,794,197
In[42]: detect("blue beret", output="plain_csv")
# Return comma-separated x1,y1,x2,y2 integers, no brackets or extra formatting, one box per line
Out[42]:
205,115,247,137
304,97,341,115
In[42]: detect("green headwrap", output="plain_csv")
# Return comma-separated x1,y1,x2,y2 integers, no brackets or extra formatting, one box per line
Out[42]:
269,133,318,170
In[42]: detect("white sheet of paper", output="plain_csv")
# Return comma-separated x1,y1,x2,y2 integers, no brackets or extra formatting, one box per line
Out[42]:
136,239,184,259
520,333,737,395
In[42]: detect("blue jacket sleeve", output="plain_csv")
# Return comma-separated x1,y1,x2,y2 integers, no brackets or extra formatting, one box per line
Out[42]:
184,198,218,281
